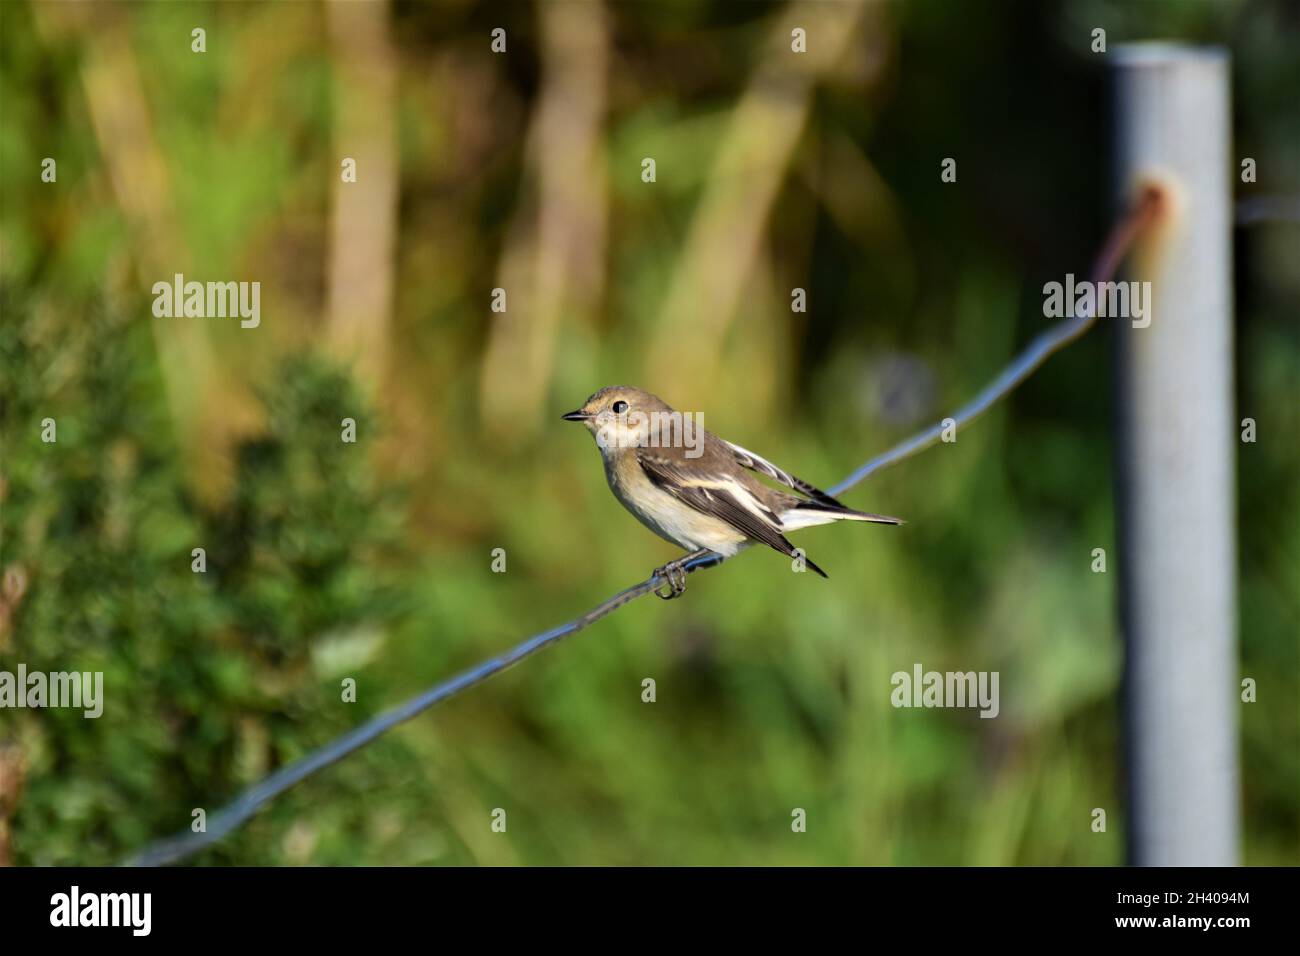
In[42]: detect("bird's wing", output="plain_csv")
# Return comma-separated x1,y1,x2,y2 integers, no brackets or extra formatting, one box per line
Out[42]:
636,451,797,557
724,440,845,508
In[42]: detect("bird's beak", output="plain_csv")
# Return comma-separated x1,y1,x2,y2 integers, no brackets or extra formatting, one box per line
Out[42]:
561,410,591,422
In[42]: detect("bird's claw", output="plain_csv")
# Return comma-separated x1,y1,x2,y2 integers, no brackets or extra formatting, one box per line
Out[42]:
653,560,689,600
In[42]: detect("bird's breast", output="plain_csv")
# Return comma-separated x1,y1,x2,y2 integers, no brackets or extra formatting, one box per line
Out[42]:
603,452,745,556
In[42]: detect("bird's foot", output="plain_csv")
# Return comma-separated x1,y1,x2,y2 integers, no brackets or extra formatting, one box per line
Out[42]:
652,558,690,600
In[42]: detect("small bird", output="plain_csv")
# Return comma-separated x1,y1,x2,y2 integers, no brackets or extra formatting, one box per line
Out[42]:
562,386,902,599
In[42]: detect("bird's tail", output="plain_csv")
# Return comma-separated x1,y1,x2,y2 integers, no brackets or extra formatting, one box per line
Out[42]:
802,554,829,578
783,500,905,530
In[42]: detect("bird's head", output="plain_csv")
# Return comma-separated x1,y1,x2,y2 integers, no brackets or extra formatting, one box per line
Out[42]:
562,385,676,454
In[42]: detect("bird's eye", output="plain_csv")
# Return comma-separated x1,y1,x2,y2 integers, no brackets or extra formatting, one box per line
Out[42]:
612,400,628,414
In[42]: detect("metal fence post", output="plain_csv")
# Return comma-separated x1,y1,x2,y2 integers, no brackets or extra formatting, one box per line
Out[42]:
1113,44,1239,866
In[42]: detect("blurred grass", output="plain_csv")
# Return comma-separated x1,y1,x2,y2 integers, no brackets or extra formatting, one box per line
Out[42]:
0,0,1296,866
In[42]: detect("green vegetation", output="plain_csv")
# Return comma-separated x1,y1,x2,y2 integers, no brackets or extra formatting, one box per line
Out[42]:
1,0,1295,866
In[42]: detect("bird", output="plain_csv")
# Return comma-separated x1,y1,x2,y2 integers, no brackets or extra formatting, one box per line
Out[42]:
562,386,903,599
